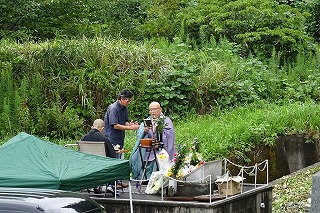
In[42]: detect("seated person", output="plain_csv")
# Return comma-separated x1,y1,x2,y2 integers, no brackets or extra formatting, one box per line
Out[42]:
129,102,176,180
82,119,117,158
81,119,118,195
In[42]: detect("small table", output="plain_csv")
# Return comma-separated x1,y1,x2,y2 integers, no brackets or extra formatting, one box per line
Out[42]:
138,145,160,180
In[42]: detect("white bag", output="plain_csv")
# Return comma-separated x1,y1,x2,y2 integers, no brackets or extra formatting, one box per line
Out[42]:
145,171,162,194
157,149,170,173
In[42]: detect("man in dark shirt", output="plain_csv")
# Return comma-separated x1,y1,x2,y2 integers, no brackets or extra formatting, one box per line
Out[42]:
82,119,117,158
81,119,118,195
103,89,139,150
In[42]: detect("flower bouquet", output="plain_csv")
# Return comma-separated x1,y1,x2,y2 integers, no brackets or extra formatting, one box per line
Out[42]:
166,141,205,180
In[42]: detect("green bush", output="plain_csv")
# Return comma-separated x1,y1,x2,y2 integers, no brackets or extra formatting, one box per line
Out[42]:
0,37,319,143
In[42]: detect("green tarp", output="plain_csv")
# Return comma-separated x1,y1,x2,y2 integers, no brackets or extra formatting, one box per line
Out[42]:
0,132,130,191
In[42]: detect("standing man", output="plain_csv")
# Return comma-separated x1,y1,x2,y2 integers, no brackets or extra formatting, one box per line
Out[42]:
103,89,140,150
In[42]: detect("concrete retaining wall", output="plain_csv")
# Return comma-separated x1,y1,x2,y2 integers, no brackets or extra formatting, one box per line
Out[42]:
95,185,272,213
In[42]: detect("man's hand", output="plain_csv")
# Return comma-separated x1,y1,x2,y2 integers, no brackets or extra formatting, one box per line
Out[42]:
129,120,138,125
114,123,139,130
130,123,140,130
126,121,139,130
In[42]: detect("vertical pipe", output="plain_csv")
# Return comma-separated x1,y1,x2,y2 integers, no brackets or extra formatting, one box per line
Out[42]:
129,180,134,213
266,160,269,184
241,167,244,193
209,175,212,204
255,164,257,188
226,171,229,199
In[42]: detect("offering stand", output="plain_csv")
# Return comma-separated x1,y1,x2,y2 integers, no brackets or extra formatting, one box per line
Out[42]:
138,138,160,180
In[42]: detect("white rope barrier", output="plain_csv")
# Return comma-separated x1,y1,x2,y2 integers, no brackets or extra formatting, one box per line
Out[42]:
224,158,268,169
130,158,268,203
223,158,269,186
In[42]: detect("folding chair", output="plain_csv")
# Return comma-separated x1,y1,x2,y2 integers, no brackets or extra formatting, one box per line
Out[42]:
77,141,106,156
64,141,115,197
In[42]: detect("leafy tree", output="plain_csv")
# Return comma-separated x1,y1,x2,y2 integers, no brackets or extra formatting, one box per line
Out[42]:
0,0,91,41
33,0,90,40
0,0,151,41
143,0,314,60
142,0,188,40
0,0,41,40
277,0,320,42
88,0,149,40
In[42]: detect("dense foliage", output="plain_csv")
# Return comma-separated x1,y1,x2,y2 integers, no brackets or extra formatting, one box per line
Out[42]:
1,0,319,58
0,38,319,143
0,0,92,41
0,0,319,158
144,0,315,60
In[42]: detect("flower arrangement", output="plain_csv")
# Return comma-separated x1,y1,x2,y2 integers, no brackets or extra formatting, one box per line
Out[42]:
145,140,205,194
167,141,205,179
170,144,188,178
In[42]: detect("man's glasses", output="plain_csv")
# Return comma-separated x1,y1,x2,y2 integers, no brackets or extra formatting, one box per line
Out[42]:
149,108,160,112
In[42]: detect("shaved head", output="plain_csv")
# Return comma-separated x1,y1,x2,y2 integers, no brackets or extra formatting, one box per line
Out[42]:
149,102,161,109
92,119,105,130
149,102,162,119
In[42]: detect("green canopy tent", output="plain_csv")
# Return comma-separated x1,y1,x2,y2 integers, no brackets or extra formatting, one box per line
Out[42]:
0,132,130,191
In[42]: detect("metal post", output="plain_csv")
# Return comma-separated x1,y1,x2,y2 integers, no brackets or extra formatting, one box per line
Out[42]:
241,167,244,194
266,160,269,184
226,171,229,199
129,180,134,213
209,175,212,204
254,164,257,188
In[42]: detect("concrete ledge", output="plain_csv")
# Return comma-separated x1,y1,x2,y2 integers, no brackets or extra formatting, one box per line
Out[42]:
94,184,272,213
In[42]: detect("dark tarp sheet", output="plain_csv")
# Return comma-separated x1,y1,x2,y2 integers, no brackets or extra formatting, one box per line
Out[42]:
0,132,130,191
